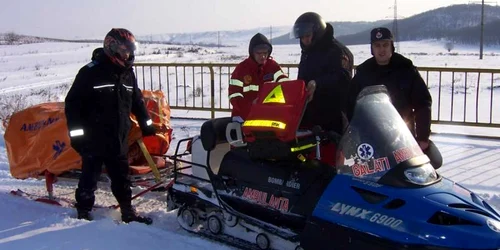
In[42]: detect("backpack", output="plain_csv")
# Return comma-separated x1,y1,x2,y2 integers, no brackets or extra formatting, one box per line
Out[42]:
241,80,317,161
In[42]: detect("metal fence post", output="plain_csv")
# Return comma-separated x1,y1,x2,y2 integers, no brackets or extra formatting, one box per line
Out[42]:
209,66,215,119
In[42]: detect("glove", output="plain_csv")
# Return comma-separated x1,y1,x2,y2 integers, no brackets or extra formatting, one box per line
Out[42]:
141,125,156,137
306,80,316,103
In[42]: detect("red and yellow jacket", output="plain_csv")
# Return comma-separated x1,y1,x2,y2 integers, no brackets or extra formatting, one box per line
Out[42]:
228,57,289,119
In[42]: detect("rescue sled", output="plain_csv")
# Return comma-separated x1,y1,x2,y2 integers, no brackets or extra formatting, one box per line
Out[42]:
166,85,500,250
4,90,174,205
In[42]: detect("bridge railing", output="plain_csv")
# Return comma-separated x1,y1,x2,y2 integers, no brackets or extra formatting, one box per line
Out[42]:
134,63,500,129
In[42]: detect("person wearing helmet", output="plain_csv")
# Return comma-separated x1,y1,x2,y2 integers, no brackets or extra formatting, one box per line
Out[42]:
347,27,441,168
228,33,289,120
291,12,353,166
64,28,156,224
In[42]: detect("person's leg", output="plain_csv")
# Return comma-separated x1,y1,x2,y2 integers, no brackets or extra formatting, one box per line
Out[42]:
104,155,152,225
75,154,104,220
103,154,132,208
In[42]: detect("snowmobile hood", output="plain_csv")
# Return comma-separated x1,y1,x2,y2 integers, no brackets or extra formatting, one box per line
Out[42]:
312,174,500,249
308,86,500,249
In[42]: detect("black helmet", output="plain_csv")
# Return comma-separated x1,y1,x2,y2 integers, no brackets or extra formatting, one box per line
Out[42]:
291,12,327,40
103,28,137,68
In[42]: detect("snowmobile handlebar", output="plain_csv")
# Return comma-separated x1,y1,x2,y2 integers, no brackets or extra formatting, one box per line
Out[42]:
310,125,342,161
311,125,342,144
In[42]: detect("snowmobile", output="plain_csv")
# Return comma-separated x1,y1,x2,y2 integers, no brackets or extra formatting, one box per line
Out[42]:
166,85,500,250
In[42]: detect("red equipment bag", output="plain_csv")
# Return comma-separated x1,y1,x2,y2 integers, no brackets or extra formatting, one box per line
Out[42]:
241,80,316,160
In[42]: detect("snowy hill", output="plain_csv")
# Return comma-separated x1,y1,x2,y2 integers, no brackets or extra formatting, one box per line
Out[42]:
270,4,500,46
136,26,292,47
136,20,394,47
338,4,500,46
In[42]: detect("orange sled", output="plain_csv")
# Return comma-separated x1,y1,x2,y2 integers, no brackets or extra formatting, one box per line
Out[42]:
4,90,174,204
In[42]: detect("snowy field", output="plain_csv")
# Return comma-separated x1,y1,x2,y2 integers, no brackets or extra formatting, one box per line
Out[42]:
1,40,500,249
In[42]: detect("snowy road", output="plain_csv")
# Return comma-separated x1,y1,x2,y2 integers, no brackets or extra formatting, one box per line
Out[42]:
433,133,500,193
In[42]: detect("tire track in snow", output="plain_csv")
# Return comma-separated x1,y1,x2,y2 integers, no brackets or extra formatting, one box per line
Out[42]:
0,77,74,95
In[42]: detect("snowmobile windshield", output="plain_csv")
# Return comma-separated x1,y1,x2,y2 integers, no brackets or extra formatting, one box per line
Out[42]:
336,85,439,186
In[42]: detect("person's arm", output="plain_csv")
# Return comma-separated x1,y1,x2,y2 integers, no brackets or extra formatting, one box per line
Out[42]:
130,73,155,136
64,68,91,152
308,49,351,112
410,67,432,145
268,60,290,82
346,73,362,121
312,49,350,96
228,64,247,115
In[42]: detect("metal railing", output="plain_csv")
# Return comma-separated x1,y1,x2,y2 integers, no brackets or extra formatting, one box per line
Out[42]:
134,63,500,128
416,66,500,128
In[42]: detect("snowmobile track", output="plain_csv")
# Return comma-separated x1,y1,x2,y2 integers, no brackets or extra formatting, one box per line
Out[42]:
181,223,274,250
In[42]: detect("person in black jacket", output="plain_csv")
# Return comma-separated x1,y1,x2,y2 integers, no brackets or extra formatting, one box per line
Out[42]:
65,28,156,224
291,12,354,166
348,27,441,168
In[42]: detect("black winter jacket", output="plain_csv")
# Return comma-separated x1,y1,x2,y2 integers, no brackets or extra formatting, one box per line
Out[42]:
65,48,151,156
348,53,432,142
298,23,353,134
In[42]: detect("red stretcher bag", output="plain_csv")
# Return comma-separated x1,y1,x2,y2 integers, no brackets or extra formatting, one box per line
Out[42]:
241,80,316,160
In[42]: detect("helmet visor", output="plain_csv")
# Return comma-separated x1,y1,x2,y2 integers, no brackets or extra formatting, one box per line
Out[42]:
290,22,315,39
113,43,136,59
123,40,138,53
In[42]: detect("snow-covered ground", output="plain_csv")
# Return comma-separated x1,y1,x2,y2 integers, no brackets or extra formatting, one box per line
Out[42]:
1,40,500,249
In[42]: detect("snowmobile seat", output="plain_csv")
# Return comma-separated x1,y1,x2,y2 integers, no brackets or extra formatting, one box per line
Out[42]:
190,117,233,180
200,117,232,151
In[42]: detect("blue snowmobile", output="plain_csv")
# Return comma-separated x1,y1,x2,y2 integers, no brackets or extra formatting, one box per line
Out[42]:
166,86,500,250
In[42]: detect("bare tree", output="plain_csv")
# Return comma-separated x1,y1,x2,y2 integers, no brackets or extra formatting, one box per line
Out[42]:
445,41,454,52
0,94,29,129
4,32,21,45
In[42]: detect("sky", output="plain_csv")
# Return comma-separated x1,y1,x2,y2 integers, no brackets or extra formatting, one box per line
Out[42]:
0,0,478,39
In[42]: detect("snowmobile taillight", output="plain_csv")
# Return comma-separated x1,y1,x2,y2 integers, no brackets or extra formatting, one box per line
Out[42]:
487,219,500,233
404,163,438,185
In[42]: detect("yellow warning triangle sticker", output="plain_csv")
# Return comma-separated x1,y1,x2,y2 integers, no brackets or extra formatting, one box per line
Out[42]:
263,85,286,103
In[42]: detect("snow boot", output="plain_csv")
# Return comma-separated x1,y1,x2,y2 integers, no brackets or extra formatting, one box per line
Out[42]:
121,209,153,225
77,210,93,221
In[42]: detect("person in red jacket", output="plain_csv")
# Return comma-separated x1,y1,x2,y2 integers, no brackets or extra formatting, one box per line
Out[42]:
228,33,289,120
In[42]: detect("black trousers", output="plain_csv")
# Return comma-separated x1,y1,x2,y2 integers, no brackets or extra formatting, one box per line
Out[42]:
75,154,132,213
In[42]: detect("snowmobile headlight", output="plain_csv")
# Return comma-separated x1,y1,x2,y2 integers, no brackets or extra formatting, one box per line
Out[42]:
404,163,438,185
487,219,500,233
